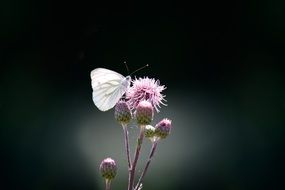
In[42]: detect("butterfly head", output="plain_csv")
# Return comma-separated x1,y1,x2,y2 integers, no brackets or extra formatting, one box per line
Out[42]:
125,76,131,81
122,76,131,89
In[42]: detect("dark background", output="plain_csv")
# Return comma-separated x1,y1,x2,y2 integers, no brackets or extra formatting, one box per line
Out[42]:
1,0,285,190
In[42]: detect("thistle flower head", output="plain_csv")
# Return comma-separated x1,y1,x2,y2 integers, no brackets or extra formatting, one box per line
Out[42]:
99,158,117,180
126,77,166,112
135,100,153,125
155,118,172,139
114,100,132,125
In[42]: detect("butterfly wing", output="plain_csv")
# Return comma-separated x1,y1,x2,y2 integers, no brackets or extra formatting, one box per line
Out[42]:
91,68,127,111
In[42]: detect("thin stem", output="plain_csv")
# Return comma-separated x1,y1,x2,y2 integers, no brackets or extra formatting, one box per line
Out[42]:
134,141,158,190
123,124,132,190
105,179,111,190
122,124,132,169
128,125,145,190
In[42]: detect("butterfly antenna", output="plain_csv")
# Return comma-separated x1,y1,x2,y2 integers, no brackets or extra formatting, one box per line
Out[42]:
124,61,130,75
130,64,149,76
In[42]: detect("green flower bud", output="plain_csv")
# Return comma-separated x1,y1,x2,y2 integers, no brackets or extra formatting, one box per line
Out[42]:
155,118,172,139
144,125,156,138
135,100,153,125
114,100,132,125
99,158,117,180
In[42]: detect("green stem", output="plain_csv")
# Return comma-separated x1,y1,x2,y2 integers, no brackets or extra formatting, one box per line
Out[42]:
122,124,132,169
134,141,158,190
105,179,111,190
128,126,145,190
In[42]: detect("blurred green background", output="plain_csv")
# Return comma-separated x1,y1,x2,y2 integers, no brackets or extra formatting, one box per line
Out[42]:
1,0,285,189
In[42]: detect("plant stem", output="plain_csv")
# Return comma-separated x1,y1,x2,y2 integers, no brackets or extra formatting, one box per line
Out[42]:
123,124,132,190
134,141,158,190
105,179,111,190
128,125,145,190
122,124,132,169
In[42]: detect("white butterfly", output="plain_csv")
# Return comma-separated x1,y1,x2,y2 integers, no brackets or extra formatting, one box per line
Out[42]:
90,68,131,111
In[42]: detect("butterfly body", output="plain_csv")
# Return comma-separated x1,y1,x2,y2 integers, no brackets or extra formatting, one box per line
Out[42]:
91,68,131,111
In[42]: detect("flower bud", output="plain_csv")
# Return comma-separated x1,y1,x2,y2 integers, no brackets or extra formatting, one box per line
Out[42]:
155,118,172,139
99,158,117,180
115,100,132,125
145,125,157,142
144,125,156,138
135,100,153,125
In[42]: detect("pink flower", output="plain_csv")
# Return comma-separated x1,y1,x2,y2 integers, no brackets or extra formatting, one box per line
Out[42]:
126,77,166,112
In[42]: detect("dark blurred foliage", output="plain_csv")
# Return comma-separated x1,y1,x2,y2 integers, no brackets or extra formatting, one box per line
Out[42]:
1,0,285,189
